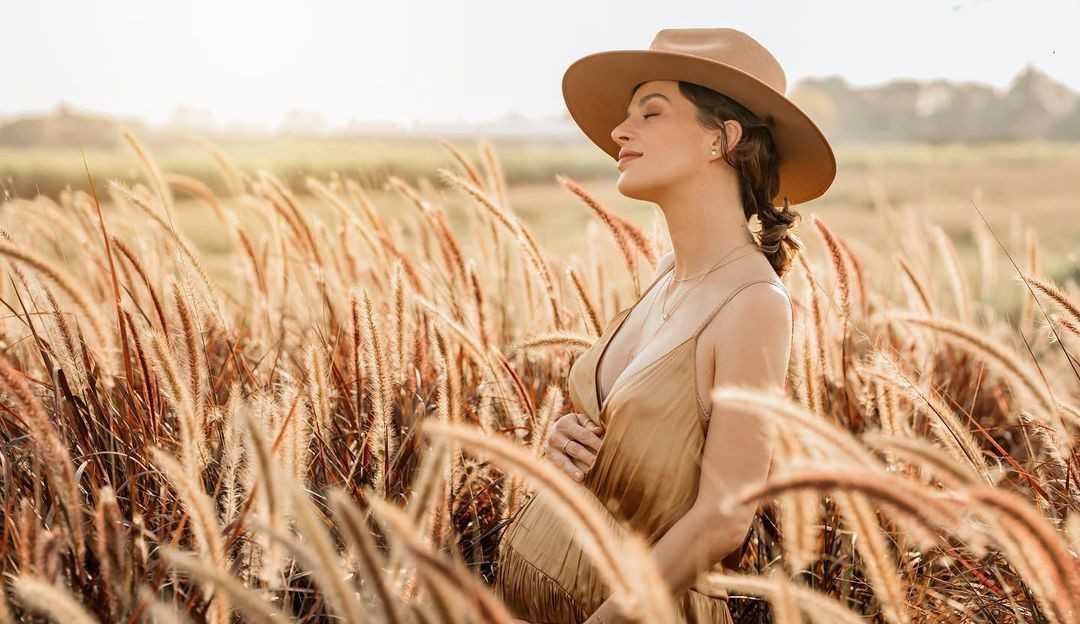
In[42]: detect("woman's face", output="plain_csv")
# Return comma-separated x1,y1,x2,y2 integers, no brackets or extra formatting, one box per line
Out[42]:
609,80,729,202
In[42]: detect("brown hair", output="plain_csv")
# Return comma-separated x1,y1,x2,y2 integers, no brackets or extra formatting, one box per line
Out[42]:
648,80,805,278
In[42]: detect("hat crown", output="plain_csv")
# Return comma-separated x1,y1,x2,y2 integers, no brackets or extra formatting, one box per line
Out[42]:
649,28,786,94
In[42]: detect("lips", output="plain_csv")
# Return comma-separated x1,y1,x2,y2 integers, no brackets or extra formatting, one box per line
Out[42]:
617,153,642,169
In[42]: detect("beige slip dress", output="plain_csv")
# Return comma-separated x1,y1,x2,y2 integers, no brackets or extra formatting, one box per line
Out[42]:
494,261,791,623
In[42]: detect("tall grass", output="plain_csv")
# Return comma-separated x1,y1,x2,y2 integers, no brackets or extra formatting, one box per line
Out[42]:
0,130,1078,623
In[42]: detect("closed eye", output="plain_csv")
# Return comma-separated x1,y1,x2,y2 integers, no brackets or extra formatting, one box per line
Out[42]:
644,113,659,119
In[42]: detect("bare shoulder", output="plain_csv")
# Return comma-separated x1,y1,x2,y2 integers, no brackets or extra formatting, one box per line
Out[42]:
716,279,791,333
700,280,793,370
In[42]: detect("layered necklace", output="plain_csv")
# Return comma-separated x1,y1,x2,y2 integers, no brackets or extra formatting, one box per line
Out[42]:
624,241,759,365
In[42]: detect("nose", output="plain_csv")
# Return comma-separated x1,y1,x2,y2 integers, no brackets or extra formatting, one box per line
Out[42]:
610,116,632,147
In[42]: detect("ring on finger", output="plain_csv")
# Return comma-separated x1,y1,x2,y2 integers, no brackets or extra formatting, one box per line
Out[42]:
562,439,572,454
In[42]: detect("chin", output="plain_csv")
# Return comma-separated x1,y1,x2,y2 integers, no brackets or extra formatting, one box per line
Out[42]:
615,170,663,202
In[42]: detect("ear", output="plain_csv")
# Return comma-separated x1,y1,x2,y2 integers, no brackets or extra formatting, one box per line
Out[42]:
711,120,743,159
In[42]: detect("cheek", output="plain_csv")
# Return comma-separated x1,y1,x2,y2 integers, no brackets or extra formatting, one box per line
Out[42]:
624,146,694,187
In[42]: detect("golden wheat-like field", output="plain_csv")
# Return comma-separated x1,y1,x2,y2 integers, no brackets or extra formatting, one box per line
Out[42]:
0,129,1079,623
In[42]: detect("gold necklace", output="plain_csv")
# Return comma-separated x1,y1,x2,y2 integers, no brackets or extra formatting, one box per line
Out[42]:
622,247,758,365
670,241,758,283
659,247,758,320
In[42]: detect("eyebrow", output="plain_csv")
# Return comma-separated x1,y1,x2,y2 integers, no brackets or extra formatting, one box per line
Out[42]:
626,93,670,115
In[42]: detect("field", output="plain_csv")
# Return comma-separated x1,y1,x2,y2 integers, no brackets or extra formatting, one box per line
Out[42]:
0,131,1079,623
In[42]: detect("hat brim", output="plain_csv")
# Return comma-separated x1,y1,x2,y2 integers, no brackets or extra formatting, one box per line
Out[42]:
562,49,836,205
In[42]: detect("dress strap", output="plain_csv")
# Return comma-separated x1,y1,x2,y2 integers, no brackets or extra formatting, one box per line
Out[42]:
640,257,676,301
690,278,788,339
616,257,675,317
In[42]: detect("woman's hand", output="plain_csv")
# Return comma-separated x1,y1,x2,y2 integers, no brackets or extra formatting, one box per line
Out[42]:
545,412,605,482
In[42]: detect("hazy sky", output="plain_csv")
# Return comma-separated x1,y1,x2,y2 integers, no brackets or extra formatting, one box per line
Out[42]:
5,0,1079,129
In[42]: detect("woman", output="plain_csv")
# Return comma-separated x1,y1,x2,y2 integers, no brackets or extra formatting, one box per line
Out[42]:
494,28,836,623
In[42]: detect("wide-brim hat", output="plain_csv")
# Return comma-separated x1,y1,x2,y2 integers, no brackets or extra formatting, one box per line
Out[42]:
562,27,836,206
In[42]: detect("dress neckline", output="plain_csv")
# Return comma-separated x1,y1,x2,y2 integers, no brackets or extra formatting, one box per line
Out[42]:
593,263,680,414
592,265,787,417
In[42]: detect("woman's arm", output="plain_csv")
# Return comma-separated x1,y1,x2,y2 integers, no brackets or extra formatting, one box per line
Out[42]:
584,283,792,623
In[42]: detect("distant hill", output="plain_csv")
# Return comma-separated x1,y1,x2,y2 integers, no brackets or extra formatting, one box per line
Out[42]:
790,65,1080,143
0,103,149,148
4,66,1080,147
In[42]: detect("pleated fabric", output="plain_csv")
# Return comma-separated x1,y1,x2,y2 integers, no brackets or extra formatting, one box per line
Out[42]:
494,264,786,624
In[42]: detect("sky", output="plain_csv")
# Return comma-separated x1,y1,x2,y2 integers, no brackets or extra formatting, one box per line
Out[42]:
4,0,1079,130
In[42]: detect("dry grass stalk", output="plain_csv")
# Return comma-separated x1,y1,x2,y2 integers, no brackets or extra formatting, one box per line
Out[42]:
697,572,868,624
556,174,640,292
108,182,231,331
0,354,86,565
159,545,285,623
811,214,851,318
326,488,408,624
835,236,869,318
832,490,911,624
479,140,510,210
709,386,878,467
110,236,169,329
725,468,967,546
861,430,985,489
895,255,934,316
796,253,832,383
237,399,288,590
147,329,202,476
773,429,821,574
253,471,366,623
964,486,1080,623
10,574,97,624
304,344,332,439
1023,272,1080,337
421,421,635,605
148,447,231,624
861,351,991,483
508,332,593,354
165,173,229,229
365,493,517,624
557,174,658,266
1020,228,1041,339
171,281,207,447
464,261,492,350
391,261,410,387
438,168,561,328
530,385,564,458
202,140,245,195
43,286,88,387
439,140,486,189
568,267,602,336
931,225,972,323
0,239,109,346
355,288,397,499
0,575,12,624
136,585,194,624
92,486,127,617
884,313,1065,444
388,175,467,287
121,128,176,223
768,566,801,624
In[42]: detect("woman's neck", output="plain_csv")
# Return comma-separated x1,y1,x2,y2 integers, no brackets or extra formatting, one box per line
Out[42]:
655,175,758,281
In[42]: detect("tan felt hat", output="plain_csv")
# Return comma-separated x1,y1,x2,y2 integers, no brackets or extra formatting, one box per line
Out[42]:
562,27,836,205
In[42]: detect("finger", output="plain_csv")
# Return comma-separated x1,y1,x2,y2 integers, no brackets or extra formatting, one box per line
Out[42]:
567,421,605,453
553,453,585,481
550,435,593,470
546,431,568,456
562,439,597,467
